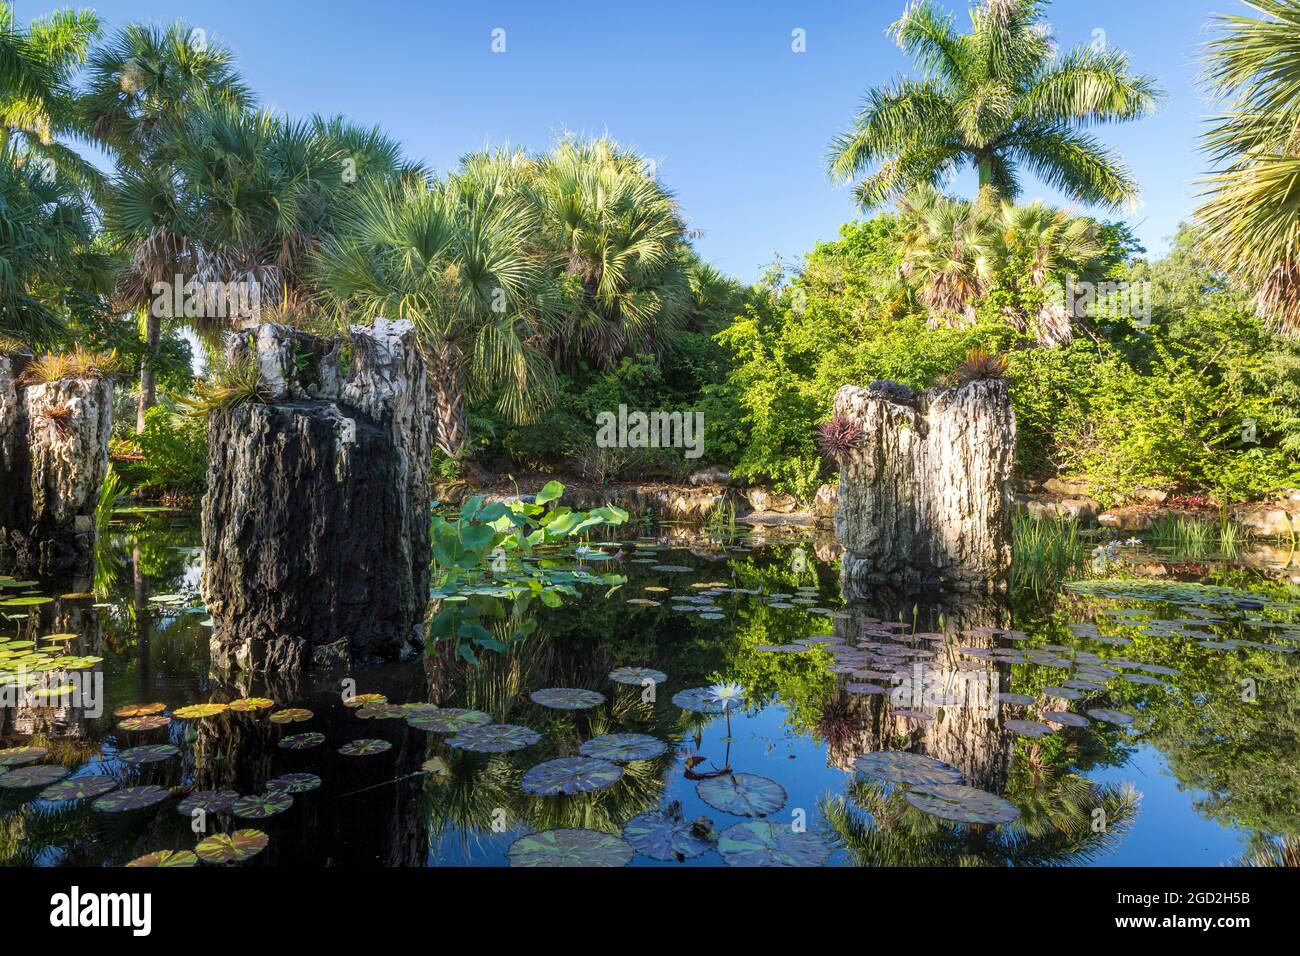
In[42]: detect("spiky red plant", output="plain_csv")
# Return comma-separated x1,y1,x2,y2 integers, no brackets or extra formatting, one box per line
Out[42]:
948,347,1009,386
816,413,865,460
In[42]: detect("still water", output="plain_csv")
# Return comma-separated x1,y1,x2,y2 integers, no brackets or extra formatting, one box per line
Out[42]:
2,510,1297,866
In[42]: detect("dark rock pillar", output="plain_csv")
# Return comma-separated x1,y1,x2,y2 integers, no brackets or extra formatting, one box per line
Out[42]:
201,320,434,673
834,379,1015,595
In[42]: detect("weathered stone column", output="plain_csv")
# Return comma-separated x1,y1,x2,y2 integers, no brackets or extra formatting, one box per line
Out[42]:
834,379,1015,594
201,320,434,673
0,351,113,579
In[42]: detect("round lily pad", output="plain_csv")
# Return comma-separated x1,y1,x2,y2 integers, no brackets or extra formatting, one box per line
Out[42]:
521,757,623,796
116,744,180,764
195,828,268,863
126,849,197,867
338,738,391,756
356,703,407,719
578,733,669,763
609,666,667,686
406,708,491,733
0,746,48,767
852,751,965,788
232,792,293,819
118,715,170,732
717,820,832,867
529,687,606,710
278,732,326,750
671,687,733,714
268,707,313,724
266,773,321,794
1087,708,1136,726
39,774,118,801
845,683,889,695
227,697,274,712
507,828,633,867
114,702,166,718
1005,719,1055,738
995,693,1036,707
696,773,787,817
904,784,1020,825
176,790,240,816
93,785,170,812
0,764,69,788
1041,711,1090,728
172,703,229,719
445,723,541,753
343,693,387,708
624,811,716,861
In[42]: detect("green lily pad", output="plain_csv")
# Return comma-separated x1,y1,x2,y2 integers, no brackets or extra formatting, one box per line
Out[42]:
39,774,118,801
268,707,313,724
172,703,229,719
624,811,716,861
93,785,170,812
116,744,180,764
904,784,1021,825
578,733,668,763
445,723,541,753
195,828,268,863
126,849,198,867
232,792,293,818
0,746,48,767
176,790,240,816
521,757,624,796
338,739,391,756
529,687,606,710
507,828,633,867
227,696,275,712
278,732,326,750
609,666,667,686
717,820,832,867
852,751,965,788
0,764,69,788
696,773,787,817
406,708,491,733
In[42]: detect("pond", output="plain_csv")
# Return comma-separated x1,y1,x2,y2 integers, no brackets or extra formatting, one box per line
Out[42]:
2,510,1298,867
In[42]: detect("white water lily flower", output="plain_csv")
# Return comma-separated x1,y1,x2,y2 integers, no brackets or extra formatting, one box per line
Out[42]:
707,682,745,711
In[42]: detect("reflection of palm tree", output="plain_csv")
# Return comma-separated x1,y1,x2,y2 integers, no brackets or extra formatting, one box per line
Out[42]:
821,766,1138,866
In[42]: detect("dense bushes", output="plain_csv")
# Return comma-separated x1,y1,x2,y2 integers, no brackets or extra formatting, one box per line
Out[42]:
112,405,208,496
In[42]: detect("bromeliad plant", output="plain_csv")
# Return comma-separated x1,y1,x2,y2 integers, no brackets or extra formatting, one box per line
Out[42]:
428,479,630,663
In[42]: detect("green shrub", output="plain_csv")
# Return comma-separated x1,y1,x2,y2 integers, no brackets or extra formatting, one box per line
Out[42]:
124,405,208,494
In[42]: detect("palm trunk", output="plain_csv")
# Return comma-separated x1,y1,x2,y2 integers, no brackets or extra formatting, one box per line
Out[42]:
429,343,469,459
137,310,160,433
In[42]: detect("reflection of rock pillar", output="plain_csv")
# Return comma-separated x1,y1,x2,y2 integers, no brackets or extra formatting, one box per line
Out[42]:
0,351,113,578
202,321,433,673
834,380,1015,597
828,593,1015,794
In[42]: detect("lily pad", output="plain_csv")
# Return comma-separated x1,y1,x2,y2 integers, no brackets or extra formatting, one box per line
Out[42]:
278,732,326,750
118,715,170,732
268,707,313,724
624,811,717,861
696,773,787,817
195,829,268,863
93,785,170,812
521,757,624,796
904,784,1020,825
114,702,166,718
507,828,633,867
578,733,669,763
0,764,69,788
445,723,541,753
39,775,118,801
529,687,606,710
717,820,832,867
1087,708,1136,727
0,745,48,767
852,751,965,788
176,790,240,816
407,708,492,733
116,744,180,764
227,697,274,712
232,792,293,819
1041,711,1090,728
609,666,668,686
343,693,387,708
338,738,391,756
172,703,229,719
1005,719,1055,738
126,849,198,867
671,687,733,714
267,772,321,794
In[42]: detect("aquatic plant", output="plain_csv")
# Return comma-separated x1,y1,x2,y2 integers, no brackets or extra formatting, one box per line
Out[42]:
1012,511,1085,595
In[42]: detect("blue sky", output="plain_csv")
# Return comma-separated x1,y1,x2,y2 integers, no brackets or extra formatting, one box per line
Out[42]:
42,0,1235,280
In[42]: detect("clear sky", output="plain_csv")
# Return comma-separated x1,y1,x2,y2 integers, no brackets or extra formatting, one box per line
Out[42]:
34,0,1236,280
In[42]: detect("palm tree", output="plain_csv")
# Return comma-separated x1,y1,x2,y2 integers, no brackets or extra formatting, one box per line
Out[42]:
0,2,103,196
82,21,252,431
896,186,996,327
526,138,691,370
827,0,1160,211
312,169,556,460
1197,0,1300,336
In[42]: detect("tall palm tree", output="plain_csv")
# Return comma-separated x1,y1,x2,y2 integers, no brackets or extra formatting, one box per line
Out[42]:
1197,0,1300,336
82,22,252,431
312,170,556,459
827,0,1160,211
526,139,691,370
0,2,103,196
896,185,996,327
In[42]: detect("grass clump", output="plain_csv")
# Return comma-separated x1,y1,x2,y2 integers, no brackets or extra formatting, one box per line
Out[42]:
20,348,122,384
179,356,270,417
1012,511,1085,595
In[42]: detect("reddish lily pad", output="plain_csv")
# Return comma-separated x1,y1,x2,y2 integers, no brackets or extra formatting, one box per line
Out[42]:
232,792,293,819
39,774,118,801
93,785,170,812
338,738,391,756
278,732,326,750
